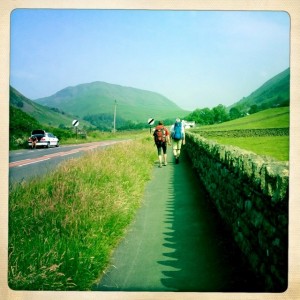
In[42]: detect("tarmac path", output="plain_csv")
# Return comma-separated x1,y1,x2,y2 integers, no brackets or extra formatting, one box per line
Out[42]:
94,148,262,292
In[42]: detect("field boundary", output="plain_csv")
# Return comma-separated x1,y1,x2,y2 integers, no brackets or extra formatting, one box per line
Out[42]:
192,127,289,138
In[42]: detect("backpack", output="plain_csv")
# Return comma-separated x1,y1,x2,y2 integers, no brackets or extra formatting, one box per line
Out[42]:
172,122,182,140
154,126,166,144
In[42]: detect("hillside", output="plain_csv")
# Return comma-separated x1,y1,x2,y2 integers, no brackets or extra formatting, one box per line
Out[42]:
229,68,290,113
191,107,289,161
34,81,189,123
10,86,92,128
194,107,289,131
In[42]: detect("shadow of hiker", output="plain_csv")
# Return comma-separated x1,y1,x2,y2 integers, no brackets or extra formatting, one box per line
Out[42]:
157,149,264,292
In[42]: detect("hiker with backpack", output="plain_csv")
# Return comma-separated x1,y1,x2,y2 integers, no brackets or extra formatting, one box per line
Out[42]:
153,121,171,168
170,118,185,164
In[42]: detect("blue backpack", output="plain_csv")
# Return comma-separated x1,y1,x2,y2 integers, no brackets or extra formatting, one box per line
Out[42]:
172,122,182,140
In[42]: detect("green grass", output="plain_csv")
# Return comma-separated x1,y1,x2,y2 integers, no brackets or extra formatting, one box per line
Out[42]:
62,129,148,145
8,135,156,290
210,136,289,161
194,107,289,131
190,107,289,161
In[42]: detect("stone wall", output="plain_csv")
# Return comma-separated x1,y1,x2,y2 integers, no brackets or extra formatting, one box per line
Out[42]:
185,132,289,291
193,128,289,138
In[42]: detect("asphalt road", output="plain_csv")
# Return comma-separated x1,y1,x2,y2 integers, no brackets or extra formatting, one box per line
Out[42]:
94,148,263,292
9,140,127,185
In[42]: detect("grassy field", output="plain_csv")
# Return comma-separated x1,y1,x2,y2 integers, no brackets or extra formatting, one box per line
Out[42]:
195,107,289,131
211,136,289,161
8,134,156,290
190,107,289,161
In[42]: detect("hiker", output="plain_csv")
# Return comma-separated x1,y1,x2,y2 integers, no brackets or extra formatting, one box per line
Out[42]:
170,118,185,164
153,121,170,168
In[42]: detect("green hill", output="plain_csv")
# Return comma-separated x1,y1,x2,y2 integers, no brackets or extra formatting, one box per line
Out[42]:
10,86,92,128
34,81,189,123
194,107,289,131
229,68,290,113
191,107,289,161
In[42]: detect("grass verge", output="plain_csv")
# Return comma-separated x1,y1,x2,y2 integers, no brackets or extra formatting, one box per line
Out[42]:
62,130,148,146
8,135,156,290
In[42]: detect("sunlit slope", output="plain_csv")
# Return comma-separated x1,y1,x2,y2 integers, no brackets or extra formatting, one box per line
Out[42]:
10,86,92,128
229,68,290,112
35,81,189,122
193,107,289,131
191,107,289,161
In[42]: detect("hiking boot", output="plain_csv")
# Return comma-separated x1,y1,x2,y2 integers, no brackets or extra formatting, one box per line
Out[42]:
164,162,167,166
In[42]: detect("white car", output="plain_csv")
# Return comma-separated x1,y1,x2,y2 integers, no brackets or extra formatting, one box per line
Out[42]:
28,129,59,148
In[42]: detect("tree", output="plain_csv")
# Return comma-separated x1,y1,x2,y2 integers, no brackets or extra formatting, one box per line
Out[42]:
212,104,229,123
185,108,214,125
249,104,258,114
229,107,242,120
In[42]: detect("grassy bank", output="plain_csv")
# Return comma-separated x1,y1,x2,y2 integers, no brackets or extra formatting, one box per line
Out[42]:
190,107,289,161
210,136,289,161
195,107,289,131
8,136,156,290
62,129,149,145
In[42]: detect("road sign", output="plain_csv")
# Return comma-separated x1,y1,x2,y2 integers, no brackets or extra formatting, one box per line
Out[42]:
148,118,155,134
72,120,79,127
148,118,155,126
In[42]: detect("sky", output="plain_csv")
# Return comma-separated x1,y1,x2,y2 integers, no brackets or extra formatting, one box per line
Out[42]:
10,9,290,111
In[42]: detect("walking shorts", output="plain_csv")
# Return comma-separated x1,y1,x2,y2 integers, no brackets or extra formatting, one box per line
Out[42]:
156,142,167,155
172,139,183,151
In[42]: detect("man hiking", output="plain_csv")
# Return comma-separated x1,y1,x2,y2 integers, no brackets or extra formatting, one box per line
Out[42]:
170,118,185,164
153,121,170,168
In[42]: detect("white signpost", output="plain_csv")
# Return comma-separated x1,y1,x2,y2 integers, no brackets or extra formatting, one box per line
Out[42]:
148,118,155,133
72,120,79,127
72,120,79,140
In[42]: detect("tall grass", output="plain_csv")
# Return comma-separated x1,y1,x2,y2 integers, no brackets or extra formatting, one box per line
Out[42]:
8,136,156,290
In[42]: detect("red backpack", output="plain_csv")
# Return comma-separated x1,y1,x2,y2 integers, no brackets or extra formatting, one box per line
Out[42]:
154,125,166,144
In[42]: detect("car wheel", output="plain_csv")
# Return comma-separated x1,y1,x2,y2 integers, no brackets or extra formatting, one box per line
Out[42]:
56,141,59,147
47,142,50,148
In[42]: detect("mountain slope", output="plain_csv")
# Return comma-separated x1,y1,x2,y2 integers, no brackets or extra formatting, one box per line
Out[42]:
230,68,290,112
196,107,289,131
34,81,189,122
10,86,92,128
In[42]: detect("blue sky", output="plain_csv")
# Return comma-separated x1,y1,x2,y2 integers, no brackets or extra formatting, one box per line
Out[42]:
10,9,290,111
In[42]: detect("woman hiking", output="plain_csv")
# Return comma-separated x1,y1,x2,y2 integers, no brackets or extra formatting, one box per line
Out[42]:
153,121,171,168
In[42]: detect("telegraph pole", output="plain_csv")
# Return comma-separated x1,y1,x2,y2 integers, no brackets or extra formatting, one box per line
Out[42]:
113,99,117,133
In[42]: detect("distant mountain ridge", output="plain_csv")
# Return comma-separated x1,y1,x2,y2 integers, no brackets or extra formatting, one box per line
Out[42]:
34,81,189,123
230,68,290,112
10,67,289,131
9,86,93,128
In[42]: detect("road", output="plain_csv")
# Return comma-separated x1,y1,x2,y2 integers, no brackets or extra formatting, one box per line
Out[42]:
9,140,127,185
94,148,263,292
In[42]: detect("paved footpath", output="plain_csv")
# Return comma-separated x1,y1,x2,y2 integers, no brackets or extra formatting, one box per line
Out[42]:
94,148,262,292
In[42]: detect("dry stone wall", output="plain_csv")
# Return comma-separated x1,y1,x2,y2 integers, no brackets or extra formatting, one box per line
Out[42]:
185,132,289,291
193,128,289,138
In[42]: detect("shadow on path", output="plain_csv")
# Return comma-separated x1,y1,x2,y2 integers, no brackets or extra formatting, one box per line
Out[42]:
158,150,263,292
94,148,263,292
